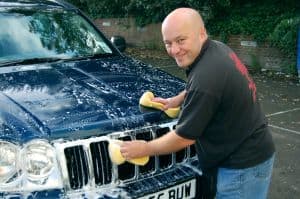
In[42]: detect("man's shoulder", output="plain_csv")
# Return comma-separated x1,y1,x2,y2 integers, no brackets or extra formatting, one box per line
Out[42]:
197,39,233,71
209,39,232,52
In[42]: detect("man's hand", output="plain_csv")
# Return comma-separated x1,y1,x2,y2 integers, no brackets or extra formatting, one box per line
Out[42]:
120,130,195,160
152,90,186,110
120,140,149,160
151,97,171,110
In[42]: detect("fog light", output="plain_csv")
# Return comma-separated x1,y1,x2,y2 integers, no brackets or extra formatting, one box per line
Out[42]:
0,141,19,184
23,140,55,183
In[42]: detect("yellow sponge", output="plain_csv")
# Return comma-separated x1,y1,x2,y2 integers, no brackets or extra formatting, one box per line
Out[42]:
139,91,180,118
108,140,149,166
128,155,149,166
108,140,125,165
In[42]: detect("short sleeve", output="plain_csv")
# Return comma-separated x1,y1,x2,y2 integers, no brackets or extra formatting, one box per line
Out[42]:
175,89,220,139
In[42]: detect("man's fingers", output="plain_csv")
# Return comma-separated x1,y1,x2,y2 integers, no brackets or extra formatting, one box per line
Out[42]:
120,142,128,153
120,145,129,159
120,141,135,159
151,97,168,104
151,97,170,110
120,140,147,159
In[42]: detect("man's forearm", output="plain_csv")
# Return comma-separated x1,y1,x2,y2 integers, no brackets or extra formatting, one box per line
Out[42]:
169,90,186,107
120,130,194,159
177,90,186,102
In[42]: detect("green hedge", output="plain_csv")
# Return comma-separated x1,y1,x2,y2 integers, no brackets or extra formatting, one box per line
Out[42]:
206,2,299,74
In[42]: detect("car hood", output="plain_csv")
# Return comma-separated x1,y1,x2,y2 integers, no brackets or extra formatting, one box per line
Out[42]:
0,56,185,142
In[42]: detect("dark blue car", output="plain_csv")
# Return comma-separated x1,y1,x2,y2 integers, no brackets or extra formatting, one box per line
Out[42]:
0,1,202,198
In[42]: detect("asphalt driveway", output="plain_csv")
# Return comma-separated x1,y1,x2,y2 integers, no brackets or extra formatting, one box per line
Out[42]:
126,48,300,199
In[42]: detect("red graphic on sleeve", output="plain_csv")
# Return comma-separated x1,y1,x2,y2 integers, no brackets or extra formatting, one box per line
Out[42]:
229,53,257,102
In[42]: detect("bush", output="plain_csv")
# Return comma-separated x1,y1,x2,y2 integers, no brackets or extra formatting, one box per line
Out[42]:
269,17,300,58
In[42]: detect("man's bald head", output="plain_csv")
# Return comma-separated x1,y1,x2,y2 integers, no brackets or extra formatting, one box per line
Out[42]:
162,8,205,33
161,8,207,68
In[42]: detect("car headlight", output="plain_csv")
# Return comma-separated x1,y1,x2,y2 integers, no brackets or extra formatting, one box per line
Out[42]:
22,139,55,183
0,141,20,185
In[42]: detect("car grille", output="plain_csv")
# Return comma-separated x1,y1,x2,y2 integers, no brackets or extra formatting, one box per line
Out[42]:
54,122,198,191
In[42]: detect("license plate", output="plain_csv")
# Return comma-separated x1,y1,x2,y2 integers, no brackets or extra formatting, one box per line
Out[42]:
138,178,196,199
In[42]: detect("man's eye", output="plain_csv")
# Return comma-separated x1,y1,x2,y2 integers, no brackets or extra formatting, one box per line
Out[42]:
165,43,171,48
177,39,185,44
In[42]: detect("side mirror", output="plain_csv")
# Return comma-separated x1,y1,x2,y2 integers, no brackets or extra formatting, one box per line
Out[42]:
110,36,126,52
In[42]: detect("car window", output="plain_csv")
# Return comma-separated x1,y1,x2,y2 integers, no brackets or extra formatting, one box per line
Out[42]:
0,8,113,64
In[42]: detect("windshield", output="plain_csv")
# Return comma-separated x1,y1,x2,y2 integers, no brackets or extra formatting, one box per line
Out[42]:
0,8,113,64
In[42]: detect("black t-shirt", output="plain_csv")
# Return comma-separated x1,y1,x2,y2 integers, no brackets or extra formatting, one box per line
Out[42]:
175,39,275,171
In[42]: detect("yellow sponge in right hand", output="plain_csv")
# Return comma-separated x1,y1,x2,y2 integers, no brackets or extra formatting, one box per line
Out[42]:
108,140,126,165
108,140,149,166
128,155,149,166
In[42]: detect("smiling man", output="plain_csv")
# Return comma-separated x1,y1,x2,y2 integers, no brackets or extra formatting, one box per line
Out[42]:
121,8,275,199
162,8,207,68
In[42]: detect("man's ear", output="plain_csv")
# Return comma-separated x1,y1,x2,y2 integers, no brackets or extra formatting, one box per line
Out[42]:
199,28,207,42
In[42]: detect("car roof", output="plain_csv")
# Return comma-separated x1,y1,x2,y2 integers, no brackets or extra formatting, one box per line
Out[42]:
0,0,75,10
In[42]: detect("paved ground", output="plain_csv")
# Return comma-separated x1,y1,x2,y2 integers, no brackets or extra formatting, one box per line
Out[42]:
125,48,300,199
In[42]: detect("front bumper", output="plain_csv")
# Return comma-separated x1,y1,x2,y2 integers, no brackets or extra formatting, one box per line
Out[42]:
0,162,203,199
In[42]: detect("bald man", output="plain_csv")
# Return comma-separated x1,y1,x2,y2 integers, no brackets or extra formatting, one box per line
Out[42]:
121,8,275,199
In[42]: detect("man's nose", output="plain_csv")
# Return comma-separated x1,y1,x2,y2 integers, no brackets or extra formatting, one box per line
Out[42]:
169,43,180,55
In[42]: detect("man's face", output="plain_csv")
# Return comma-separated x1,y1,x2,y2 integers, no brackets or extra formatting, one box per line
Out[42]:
162,23,203,69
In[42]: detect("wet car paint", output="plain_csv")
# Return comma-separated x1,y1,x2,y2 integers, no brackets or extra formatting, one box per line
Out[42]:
0,55,185,143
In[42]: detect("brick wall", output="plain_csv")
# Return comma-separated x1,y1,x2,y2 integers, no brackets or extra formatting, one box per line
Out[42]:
94,18,163,48
94,18,292,71
225,35,291,71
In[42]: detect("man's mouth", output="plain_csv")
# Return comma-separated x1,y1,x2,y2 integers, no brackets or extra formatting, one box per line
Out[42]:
174,54,184,60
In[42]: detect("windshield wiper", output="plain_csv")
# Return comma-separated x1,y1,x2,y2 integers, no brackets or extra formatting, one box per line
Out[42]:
0,53,116,67
51,53,116,62
85,53,115,59
0,57,64,67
